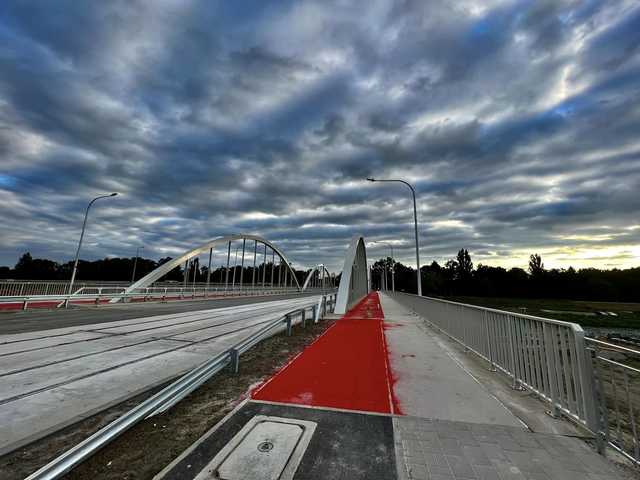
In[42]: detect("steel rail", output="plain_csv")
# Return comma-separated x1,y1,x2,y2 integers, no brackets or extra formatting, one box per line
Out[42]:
24,293,336,480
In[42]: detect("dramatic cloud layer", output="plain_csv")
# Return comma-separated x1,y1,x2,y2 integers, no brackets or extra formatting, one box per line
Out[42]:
1,0,639,272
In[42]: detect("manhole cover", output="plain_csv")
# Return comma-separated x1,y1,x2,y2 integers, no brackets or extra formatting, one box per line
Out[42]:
196,416,317,480
257,441,274,452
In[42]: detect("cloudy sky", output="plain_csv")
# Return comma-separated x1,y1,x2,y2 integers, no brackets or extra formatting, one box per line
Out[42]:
1,0,639,273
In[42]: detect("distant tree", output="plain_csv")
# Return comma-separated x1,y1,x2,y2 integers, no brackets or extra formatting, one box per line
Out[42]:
445,259,457,274
455,249,473,280
528,254,544,276
0,266,11,279
13,252,59,279
14,252,33,274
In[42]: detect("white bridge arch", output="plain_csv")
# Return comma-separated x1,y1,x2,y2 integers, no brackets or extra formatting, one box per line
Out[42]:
114,234,301,301
302,264,334,291
334,235,368,314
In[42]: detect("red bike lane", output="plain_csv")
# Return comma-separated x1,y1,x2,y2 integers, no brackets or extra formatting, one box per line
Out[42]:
252,292,402,414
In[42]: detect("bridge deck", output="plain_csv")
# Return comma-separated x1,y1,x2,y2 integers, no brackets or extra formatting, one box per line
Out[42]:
157,292,631,480
0,296,317,455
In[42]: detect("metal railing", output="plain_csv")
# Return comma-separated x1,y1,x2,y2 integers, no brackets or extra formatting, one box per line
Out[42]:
0,281,96,297
0,286,328,311
25,293,336,480
586,337,640,464
390,293,598,430
391,292,640,466
0,280,324,298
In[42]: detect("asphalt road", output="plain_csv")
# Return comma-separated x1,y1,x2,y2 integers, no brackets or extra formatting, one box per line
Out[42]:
0,293,316,335
0,295,323,455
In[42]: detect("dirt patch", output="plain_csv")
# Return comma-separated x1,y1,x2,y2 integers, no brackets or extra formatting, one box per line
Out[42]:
1,319,334,480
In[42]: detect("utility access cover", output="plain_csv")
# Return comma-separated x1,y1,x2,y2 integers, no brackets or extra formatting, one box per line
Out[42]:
195,415,317,480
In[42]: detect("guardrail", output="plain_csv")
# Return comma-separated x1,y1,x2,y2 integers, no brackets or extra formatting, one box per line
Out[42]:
25,293,336,480
585,337,640,464
0,286,336,311
389,292,598,431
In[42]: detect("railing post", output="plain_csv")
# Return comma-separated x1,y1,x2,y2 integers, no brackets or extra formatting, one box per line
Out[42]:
312,304,318,324
576,334,599,433
301,309,306,328
22,299,28,311
229,348,240,374
543,323,560,418
506,316,521,389
286,314,292,336
484,311,497,372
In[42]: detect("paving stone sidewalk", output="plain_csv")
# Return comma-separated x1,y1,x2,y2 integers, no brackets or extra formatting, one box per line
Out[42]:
394,409,627,479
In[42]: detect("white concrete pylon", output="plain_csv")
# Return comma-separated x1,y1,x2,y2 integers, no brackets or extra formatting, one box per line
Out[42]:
334,235,368,314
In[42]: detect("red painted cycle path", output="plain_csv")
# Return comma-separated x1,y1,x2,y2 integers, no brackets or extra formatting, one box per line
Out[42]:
252,292,402,414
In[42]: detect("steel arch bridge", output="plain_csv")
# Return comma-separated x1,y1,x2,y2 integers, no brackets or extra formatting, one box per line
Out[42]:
113,233,369,312
114,234,302,301
302,264,335,291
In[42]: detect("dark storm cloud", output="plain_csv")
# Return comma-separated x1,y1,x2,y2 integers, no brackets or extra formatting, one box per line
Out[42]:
1,0,639,271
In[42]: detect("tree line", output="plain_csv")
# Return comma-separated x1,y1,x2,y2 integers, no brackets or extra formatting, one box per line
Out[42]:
0,252,313,286
371,249,640,303
3,250,638,302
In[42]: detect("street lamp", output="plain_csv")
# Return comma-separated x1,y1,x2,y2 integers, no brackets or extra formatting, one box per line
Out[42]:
367,178,422,296
67,193,118,301
131,246,144,283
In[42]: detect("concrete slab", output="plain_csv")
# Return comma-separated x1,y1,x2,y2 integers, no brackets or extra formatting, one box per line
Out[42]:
0,296,306,343
0,296,320,455
0,339,185,401
0,331,114,356
0,293,319,335
379,294,523,427
0,348,212,455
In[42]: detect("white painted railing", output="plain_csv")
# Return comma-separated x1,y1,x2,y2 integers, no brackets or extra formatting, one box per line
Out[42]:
390,293,598,431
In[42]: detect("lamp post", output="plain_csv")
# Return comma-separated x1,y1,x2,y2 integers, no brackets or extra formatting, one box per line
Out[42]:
367,178,422,296
131,246,144,283
67,193,118,303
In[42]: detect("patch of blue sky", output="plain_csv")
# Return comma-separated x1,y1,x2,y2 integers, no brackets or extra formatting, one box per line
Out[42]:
0,174,17,188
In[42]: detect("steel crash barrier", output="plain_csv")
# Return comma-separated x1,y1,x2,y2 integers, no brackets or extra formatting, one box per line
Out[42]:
389,292,640,466
24,293,337,480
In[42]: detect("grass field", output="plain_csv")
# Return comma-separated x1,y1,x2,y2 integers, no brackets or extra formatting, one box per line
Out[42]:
444,296,640,329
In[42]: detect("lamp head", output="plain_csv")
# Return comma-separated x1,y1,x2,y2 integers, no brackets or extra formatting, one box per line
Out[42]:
366,177,376,182
110,192,118,197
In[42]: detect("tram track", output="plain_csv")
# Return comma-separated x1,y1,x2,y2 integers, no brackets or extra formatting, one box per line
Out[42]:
0,295,322,455
0,298,310,356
